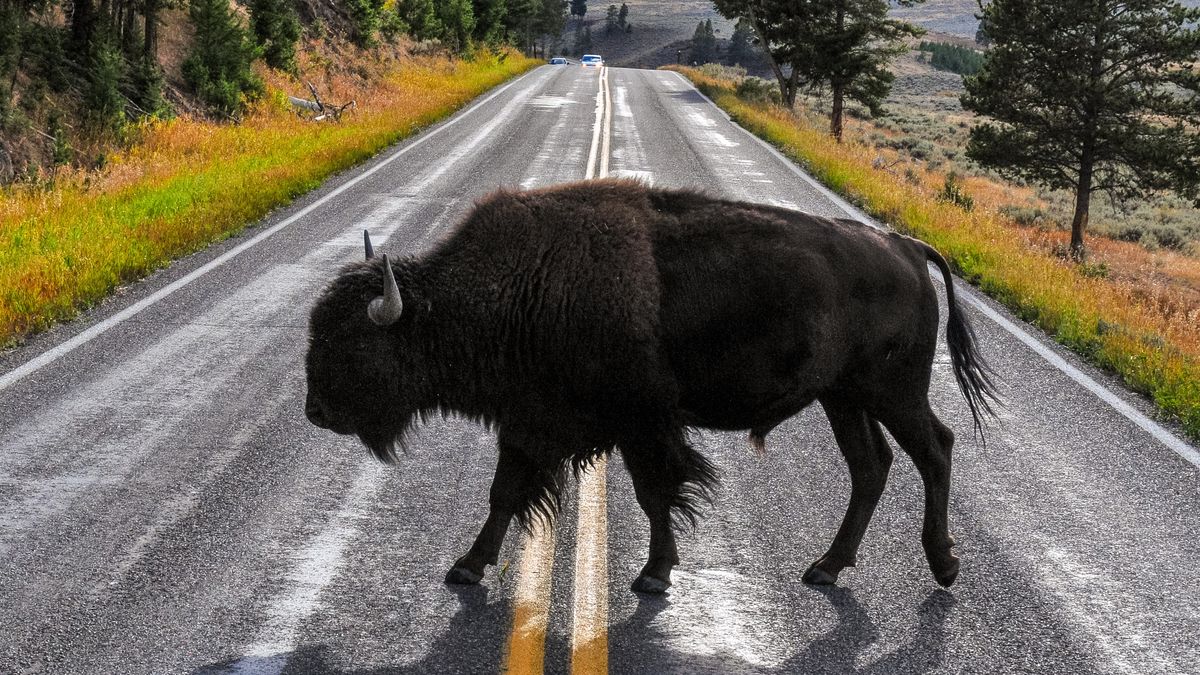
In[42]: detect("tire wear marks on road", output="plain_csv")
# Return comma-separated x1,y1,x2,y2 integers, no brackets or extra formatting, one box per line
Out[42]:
0,263,314,554
225,466,388,675
521,68,593,189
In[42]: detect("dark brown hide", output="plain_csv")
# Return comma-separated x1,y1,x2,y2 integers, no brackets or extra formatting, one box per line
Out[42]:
304,179,998,592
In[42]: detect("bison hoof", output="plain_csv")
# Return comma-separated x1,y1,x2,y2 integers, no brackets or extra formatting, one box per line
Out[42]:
445,566,484,585
933,555,960,588
801,564,839,586
631,573,671,594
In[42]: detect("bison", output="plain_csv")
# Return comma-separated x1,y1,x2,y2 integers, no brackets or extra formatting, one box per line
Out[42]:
304,179,998,593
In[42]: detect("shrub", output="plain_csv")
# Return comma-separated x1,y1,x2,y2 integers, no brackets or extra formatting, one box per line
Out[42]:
250,0,301,71
183,0,263,116
130,57,169,118
85,38,125,130
937,172,975,211
735,76,780,105
346,0,387,47
999,204,1049,228
700,63,746,80
917,41,984,76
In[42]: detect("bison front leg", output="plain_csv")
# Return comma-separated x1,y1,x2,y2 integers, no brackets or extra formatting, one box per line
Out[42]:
620,436,717,594
446,440,563,585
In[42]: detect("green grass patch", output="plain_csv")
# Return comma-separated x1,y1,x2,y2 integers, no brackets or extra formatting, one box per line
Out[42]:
0,53,540,347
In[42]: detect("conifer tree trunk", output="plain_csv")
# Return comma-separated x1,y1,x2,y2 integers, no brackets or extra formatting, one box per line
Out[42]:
831,82,845,142
124,1,137,52
830,2,846,142
144,0,159,62
71,0,97,49
1070,153,1094,260
746,7,796,108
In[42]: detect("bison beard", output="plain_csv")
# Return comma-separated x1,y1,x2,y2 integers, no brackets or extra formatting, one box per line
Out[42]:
304,179,1000,593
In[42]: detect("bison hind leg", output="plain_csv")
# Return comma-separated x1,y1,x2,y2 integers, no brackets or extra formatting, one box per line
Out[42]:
621,429,720,594
803,397,895,586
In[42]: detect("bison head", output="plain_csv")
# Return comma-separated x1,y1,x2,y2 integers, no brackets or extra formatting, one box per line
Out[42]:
304,233,418,461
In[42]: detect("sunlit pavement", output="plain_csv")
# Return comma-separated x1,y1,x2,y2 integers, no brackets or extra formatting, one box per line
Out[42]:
1,65,1198,674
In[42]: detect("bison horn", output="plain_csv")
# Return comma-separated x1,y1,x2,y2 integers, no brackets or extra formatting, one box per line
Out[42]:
364,230,374,260
368,254,403,326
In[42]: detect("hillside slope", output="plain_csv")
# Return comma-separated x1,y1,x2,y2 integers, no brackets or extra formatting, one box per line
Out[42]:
894,0,1200,39
564,1,732,67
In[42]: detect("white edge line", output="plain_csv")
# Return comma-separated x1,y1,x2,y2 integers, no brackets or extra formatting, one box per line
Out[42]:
956,290,1200,467
225,468,385,675
0,68,544,393
667,70,1200,470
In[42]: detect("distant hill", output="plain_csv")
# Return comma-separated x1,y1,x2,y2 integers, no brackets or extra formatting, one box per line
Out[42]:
564,1,732,68
574,0,1200,68
894,0,1200,40
891,0,982,39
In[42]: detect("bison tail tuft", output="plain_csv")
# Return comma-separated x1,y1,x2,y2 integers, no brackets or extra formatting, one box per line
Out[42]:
513,466,568,533
669,444,720,531
923,243,1003,442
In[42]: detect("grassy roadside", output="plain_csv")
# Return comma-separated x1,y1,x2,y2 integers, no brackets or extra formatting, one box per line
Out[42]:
669,66,1200,440
0,51,540,349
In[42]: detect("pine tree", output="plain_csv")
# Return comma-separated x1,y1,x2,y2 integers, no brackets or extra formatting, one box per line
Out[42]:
84,35,125,129
726,16,755,66
803,0,923,141
605,4,618,35
690,19,717,64
569,0,587,23
472,0,507,43
398,0,441,41
346,0,388,46
534,0,567,55
182,0,262,117
0,1,59,113
714,0,923,141
250,0,300,71
617,2,627,28
438,0,476,53
962,0,1200,260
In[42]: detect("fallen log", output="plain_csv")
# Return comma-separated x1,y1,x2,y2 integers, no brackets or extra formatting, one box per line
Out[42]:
288,82,356,121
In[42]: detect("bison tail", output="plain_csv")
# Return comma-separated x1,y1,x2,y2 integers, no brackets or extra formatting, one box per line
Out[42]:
922,243,1003,441
668,440,720,531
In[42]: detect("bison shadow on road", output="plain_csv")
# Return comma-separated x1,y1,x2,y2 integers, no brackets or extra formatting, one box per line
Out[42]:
191,584,510,675
191,584,956,674
603,585,957,674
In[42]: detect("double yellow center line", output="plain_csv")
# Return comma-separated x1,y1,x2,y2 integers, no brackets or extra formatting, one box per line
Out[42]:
502,64,614,675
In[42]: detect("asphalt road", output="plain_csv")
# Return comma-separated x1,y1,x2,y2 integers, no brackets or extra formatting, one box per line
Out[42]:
2,64,1199,675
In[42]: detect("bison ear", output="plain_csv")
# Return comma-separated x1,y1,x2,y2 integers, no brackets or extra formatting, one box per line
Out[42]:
368,254,404,326
364,230,375,260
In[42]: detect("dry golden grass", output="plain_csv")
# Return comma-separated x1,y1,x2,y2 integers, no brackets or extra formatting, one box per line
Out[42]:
0,45,539,348
673,65,1200,438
